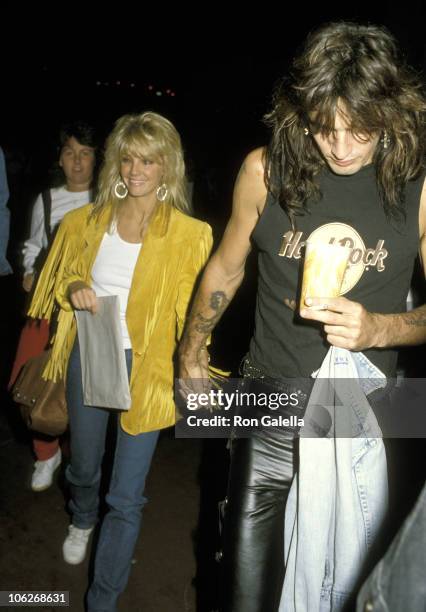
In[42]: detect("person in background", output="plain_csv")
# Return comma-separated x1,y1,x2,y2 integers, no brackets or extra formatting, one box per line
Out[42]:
0,146,12,276
9,120,98,492
357,478,426,612
22,121,98,293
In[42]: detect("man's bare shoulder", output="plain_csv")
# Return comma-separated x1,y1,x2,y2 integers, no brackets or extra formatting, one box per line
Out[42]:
241,147,266,180
233,147,268,217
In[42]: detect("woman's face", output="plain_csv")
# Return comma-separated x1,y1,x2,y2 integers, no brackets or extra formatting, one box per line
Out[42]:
59,136,95,190
120,152,164,199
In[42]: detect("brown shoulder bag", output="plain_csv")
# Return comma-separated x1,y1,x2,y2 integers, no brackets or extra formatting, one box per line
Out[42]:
12,349,68,436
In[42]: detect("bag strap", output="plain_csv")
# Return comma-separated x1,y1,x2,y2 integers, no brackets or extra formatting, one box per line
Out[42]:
41,189,52,243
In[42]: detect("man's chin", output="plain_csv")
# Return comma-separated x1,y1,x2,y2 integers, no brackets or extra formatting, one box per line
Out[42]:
328,160,362,176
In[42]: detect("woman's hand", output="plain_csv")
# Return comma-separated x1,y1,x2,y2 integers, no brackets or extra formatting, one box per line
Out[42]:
68,281,99,314
23,273,35,293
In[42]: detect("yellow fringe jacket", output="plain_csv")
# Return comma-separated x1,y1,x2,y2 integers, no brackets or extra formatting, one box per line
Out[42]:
29,201,213,434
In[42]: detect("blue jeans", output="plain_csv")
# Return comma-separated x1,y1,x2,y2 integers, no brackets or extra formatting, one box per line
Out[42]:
66,342,160,612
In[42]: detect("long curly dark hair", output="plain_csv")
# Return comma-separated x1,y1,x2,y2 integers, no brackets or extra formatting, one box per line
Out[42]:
264,22,426,225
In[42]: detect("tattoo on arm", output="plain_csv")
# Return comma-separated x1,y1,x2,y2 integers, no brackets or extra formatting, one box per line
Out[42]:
404,308,426,327
405,319,426,326
193,291,230,334
210,291,229,311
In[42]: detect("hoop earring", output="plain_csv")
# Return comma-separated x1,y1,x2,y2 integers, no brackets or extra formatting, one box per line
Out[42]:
156,183,168,202
381,130,390,150
304,127,309,136
114,180,128,199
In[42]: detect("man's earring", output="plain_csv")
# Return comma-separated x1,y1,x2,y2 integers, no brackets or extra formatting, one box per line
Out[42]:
381,130,390,149
304,127,309,136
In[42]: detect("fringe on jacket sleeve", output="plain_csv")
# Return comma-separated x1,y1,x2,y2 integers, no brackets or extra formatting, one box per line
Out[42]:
27,215,82,381
27,218,73,320
176,223,213,341
175,223,230,380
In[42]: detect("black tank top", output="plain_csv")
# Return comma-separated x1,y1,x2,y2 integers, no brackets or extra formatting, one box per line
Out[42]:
249,164,424,378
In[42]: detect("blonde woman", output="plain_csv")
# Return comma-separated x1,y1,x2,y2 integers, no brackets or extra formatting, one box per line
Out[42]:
29,112,212,611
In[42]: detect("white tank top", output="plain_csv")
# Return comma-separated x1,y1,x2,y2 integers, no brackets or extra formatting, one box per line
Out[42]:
91,225,142,349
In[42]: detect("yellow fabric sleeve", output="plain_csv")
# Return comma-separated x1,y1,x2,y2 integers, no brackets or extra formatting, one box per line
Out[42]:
27,212,87,381
176,223,213,341
175,223,229,379
27,218,72,320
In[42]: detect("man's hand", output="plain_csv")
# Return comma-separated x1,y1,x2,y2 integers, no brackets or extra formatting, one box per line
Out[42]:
300,296,385,351
68,280,99,314
23,273,35,293
178,347,211,402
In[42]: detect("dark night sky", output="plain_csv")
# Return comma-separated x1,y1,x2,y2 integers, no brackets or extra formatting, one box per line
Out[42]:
2,2,425,181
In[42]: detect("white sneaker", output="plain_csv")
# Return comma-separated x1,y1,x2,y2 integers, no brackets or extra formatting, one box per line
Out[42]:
31,448,62,492
63,525,94,565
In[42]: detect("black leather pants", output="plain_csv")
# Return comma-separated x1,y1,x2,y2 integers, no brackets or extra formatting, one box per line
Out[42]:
221,430,297,612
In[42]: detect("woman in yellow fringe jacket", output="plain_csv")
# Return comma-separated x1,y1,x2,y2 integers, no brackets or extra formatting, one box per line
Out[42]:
29,112,212,612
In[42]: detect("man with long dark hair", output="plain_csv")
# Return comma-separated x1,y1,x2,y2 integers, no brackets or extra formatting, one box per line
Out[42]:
179,22,426,611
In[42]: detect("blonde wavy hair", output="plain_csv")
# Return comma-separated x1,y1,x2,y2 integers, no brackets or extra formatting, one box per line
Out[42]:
92,111,191,221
